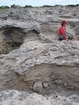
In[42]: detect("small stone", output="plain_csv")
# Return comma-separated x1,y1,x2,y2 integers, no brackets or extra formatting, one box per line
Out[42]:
48,82,52,86
64,83,68,87
33,81,43,92
43,82,49,88
54,80,63,85
51,75,55,80
71,86,74,90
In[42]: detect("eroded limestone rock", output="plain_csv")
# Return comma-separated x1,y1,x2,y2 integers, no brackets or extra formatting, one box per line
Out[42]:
0,90,79,105
0,6,79,97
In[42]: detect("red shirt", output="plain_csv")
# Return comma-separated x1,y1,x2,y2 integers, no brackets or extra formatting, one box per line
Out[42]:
58,25,66,40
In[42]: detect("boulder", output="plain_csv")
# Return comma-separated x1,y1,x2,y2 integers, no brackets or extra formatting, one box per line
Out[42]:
33,81,43,92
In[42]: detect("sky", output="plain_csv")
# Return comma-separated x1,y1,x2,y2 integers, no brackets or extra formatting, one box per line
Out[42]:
0,0,79,6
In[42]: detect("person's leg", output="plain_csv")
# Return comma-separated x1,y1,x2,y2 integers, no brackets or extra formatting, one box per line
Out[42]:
66,34,73,39
59,35,64,41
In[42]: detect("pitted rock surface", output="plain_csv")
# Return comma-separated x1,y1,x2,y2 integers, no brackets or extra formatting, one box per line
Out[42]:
0,6,79,104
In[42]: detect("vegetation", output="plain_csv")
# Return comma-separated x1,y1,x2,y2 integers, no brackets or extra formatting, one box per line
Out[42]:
0,6,10,9
0,4,79,9
23,5,33,8
4,17,7,20
3,6,10,8
0,40,21,55
0,6,3,9
60,16,72,19
42,5,53,7
0,46,9,54
11,4,33,8
66,4,79,7
11,4,16,8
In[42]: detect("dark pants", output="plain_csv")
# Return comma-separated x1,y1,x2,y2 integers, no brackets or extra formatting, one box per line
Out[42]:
58,34,73,41
58,35,64,41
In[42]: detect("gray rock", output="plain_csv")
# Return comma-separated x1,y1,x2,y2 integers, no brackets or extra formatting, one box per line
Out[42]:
33,81,43,92
54,80,63,85
0,90,52,105
70,86,74,90
43,82,49,88
0,90,79,105
64,83,68,87
0,6,79,97
51,75,55,80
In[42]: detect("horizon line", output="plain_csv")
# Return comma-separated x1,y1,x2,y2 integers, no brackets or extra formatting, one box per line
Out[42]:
0,3,79,7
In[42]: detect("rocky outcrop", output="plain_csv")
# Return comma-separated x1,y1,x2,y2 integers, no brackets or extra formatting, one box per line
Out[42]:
0,40,79,93
0,90,79,105
0,90,52,105
0,6,79,104
0,18,40,54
